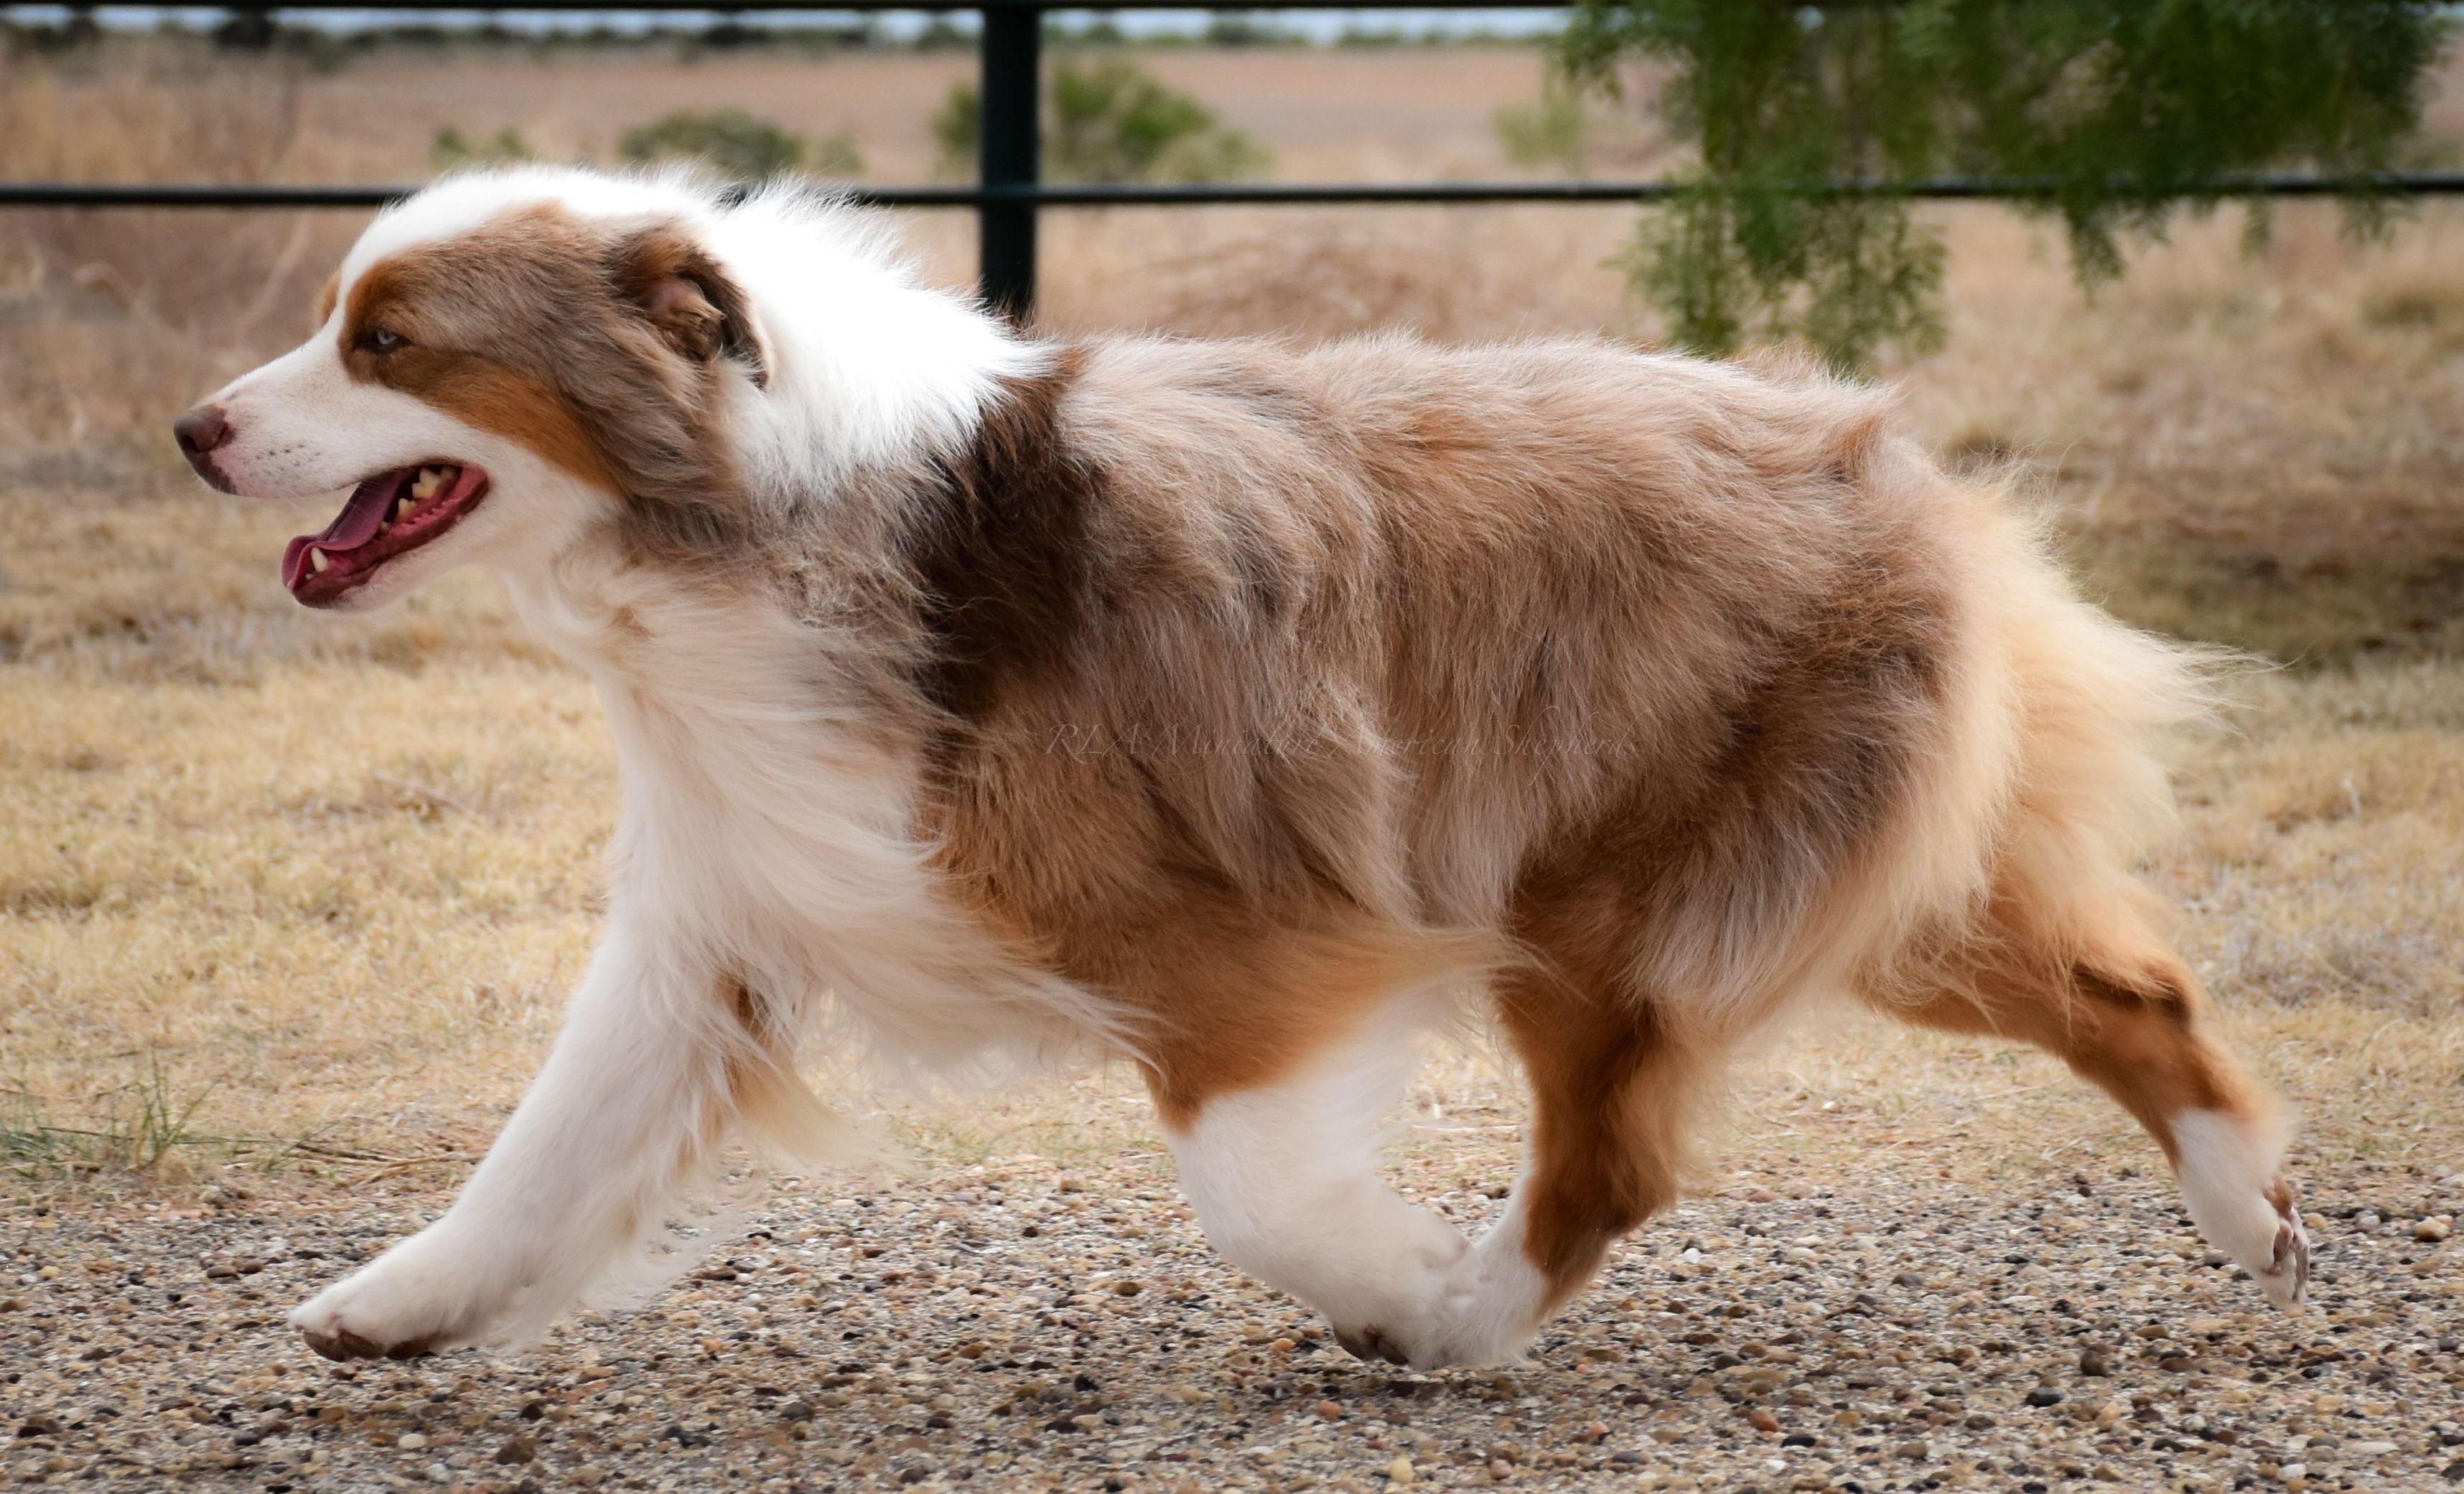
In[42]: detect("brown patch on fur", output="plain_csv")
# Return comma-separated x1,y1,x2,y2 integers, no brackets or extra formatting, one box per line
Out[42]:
338,204,763,556
1872,892,2264,1162
907,350,1101,719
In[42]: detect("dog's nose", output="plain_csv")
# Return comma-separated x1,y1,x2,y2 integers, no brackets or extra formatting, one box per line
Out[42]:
172,405,236,490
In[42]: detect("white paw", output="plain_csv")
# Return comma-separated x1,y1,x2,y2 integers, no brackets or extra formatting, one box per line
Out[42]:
2172,1109,2310,1311
1333,1206,1551,1369
290,1225,518,1360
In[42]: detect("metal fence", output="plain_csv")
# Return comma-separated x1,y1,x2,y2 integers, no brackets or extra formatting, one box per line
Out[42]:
7,1,2464,319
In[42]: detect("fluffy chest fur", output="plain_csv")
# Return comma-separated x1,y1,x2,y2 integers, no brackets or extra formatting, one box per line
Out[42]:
505,548,1124,1080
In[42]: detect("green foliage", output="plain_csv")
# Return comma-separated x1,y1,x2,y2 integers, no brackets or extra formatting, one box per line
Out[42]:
618,108,863,182
935,57,1271,184
1494,79,1592,175
430,125,536,172
931,80,982,178
4,1057,218,1180
1562,0,2448,369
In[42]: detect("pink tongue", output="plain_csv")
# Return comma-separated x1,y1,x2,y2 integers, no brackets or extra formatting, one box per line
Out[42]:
282,474,401,590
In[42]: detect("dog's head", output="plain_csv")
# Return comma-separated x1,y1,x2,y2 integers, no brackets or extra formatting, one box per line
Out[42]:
173,169,771,610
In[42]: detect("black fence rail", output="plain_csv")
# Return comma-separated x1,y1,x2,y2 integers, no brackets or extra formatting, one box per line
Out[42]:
9,2,2464,319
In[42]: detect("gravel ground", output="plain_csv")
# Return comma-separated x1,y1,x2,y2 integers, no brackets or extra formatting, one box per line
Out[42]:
6,1147,2461,1494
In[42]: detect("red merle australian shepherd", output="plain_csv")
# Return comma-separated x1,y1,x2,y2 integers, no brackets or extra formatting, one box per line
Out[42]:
171,167,2307,1368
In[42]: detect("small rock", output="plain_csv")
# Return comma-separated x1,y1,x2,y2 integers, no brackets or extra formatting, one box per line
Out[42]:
1747,1408,1781,1433
2441,1460,2464,1483
2025,1388,2066,1408
2348,1440,2397,1455
2278,1463,2307,1483
493,1436,536,1465
2418,1218,2453,1243
2079,1348,2113,1377
1313,1399,1344,1421
395,1432,429,1451
1387,1455,1416,1485
1895,1439,1931,1460
1110,1278,1143,1296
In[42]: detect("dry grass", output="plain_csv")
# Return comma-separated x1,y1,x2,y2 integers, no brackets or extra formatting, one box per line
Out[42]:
1,39,2458,1198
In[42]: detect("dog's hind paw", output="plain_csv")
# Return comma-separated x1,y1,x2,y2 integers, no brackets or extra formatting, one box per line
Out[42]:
2172,1109,2308,1312
2253,1177,2310,1310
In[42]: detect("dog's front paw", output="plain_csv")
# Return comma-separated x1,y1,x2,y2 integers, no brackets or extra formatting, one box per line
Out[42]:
1332,1223,1549,1371
291,1227,515,1361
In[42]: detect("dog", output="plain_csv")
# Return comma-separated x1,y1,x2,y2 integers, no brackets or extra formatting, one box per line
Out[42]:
172,167,2307,1368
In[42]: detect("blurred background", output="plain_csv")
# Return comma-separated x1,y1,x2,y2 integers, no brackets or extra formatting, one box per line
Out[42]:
1,6,2456,1190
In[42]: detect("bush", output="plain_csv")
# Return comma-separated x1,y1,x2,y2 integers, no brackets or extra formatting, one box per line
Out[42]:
1561,0,2448,369
1493,80,1590,176
617,108,862,182
430,126,535,172
934,57,1269,184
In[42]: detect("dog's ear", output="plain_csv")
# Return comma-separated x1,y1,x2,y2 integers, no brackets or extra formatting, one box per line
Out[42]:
610,222,769,388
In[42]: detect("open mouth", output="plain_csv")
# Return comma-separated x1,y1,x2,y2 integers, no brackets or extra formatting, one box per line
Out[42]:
283,463,490,606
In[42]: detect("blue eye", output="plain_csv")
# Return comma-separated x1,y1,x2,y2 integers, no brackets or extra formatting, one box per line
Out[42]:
363,326,406,354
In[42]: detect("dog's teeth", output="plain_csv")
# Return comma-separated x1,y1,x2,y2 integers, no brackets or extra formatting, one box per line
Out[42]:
409,469,443,501
391,498,409,523
309,550,330,574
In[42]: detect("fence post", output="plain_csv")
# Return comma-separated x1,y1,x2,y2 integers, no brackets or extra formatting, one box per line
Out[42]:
977,1,1041,321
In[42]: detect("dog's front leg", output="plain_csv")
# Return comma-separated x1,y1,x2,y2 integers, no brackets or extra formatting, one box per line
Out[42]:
292,917,758,1360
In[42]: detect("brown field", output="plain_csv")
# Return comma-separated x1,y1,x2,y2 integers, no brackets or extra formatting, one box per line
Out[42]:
0,28,2456,1278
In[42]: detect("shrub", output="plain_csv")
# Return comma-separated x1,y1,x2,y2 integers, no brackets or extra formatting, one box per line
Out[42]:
935,57,1269,184
617,108,862,182
430,126,535,172
1561,0,2448,369
1494,80,1590,176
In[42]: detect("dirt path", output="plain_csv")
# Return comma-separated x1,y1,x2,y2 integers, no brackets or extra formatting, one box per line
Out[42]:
7,1111,2458,1494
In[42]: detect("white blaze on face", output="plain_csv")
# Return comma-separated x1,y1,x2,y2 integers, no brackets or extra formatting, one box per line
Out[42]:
191,218,620,611
204,325,467,502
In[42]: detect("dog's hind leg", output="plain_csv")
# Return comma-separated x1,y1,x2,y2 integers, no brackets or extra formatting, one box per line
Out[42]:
1870,898,2308,1309
291,920,825,1359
